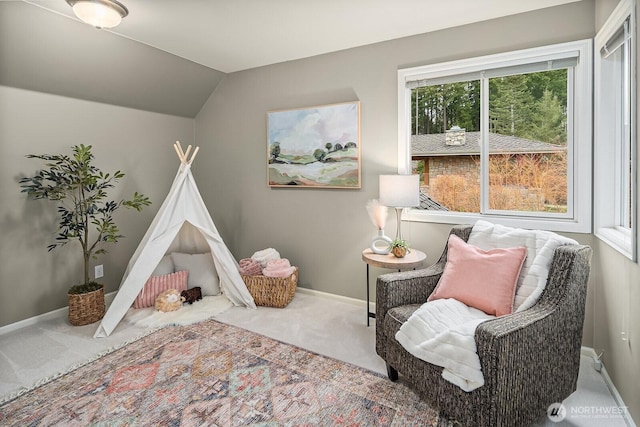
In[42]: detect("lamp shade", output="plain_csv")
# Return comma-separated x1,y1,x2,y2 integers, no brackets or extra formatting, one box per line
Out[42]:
67,0,128,29
379,174,420,207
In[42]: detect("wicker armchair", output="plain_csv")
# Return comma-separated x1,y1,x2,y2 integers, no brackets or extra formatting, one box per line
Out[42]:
375,225,592,427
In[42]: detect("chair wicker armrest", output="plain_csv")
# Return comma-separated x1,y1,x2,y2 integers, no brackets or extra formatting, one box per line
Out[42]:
375,225,472,361
473,304,581,425
375,263,444,359
472,244,591,425
475,245,590,345
375,264,443,315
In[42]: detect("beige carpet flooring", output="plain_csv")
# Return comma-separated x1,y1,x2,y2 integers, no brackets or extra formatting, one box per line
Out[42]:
0,291,630,426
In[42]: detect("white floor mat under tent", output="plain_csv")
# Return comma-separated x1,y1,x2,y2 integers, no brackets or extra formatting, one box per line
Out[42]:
124,295,233,329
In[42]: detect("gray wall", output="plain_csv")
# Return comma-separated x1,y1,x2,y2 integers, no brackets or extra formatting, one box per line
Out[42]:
194,0,596,341
195,4,594,292
0,85,194,327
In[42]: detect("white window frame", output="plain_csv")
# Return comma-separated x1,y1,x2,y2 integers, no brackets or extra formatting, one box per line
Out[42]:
594,0,637,261
398,40,592,233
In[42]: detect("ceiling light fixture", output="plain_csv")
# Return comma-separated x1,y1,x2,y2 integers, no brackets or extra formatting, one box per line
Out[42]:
66,0,129,29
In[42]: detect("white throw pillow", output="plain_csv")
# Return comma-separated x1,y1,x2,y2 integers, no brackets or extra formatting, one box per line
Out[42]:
170,252,221,296
152,254,174,276
467,220,577,312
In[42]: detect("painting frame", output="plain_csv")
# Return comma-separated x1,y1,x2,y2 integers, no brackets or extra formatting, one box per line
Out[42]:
267,101,361,189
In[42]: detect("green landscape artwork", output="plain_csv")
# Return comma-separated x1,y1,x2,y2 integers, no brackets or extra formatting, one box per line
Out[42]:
267,101,361,188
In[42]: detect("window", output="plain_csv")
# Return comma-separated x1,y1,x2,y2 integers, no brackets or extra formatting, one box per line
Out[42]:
594,0,637,260
397,40,592,233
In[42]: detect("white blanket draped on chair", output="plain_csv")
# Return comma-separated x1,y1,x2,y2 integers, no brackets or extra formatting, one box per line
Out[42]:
395,298,493,392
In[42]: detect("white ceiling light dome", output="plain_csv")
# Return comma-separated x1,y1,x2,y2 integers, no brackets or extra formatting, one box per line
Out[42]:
66,0,128,29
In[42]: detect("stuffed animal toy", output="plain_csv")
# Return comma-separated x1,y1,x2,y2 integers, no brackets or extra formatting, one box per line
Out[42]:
181,287,202,304
155,289,185,312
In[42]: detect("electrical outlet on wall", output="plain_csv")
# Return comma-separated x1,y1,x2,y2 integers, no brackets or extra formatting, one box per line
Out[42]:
95,264,104,279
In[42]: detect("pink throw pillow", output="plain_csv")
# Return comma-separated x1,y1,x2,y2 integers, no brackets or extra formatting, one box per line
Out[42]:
133,270,188,309
428,234,527,317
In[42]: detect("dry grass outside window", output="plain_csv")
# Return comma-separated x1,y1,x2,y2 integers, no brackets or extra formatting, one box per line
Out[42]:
427,152,567,213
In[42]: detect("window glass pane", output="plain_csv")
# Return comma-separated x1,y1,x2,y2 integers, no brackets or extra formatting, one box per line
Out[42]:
599,26,632,230
487,70,568,213
411,81,481,212
622,29,633,230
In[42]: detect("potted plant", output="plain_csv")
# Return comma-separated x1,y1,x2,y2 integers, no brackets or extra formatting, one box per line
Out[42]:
389,238,410,258
19,144,151,325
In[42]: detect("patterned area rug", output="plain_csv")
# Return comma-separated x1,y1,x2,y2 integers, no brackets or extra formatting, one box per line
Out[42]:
0,319,444,426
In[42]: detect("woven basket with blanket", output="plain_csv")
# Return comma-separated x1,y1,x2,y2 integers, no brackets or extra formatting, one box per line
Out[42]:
239,251,297,307
241,267,298,308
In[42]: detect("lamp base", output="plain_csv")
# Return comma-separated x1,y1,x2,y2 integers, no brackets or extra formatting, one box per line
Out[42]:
394,207,404,242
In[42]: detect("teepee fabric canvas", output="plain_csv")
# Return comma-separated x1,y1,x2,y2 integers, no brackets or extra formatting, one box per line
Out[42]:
94,159,255,338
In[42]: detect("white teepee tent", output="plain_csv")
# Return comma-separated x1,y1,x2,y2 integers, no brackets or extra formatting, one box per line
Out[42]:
94,142,256,338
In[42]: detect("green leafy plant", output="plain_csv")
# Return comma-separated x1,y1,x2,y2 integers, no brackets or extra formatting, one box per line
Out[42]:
19,144,151,293
389,239,410,250
389,238,410,258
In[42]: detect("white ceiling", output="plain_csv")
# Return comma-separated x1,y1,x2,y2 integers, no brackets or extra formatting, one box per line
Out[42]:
24,0,582,73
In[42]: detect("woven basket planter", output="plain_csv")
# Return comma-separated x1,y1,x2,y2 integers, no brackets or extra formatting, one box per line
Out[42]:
68,284,105,326
241,267,298,308
392,246,408,258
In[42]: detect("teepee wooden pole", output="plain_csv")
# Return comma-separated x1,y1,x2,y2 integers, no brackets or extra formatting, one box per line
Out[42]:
173,142,186,164
173,141,199,165
188,146,200,165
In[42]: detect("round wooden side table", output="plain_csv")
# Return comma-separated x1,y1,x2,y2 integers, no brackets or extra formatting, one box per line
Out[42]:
361,248,427,326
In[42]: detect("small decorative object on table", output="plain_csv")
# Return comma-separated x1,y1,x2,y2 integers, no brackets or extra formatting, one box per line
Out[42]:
366,199,392,254
390,238,410,258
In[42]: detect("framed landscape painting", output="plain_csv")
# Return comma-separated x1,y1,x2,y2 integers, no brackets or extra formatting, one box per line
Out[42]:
267,101,361,188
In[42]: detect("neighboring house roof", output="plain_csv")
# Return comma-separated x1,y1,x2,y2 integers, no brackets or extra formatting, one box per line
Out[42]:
412,131,566,157
419,192,449,211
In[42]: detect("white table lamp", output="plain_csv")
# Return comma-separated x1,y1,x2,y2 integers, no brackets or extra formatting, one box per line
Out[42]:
379,174,420,241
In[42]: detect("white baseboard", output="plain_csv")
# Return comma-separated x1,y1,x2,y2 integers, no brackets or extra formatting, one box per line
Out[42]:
0,291,117,336
1,288,372,336
296,287,375,311
581,346,636,427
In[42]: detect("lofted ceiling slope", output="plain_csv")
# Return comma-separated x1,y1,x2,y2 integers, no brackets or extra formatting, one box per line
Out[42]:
1,2,224,118
3,1,583,118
